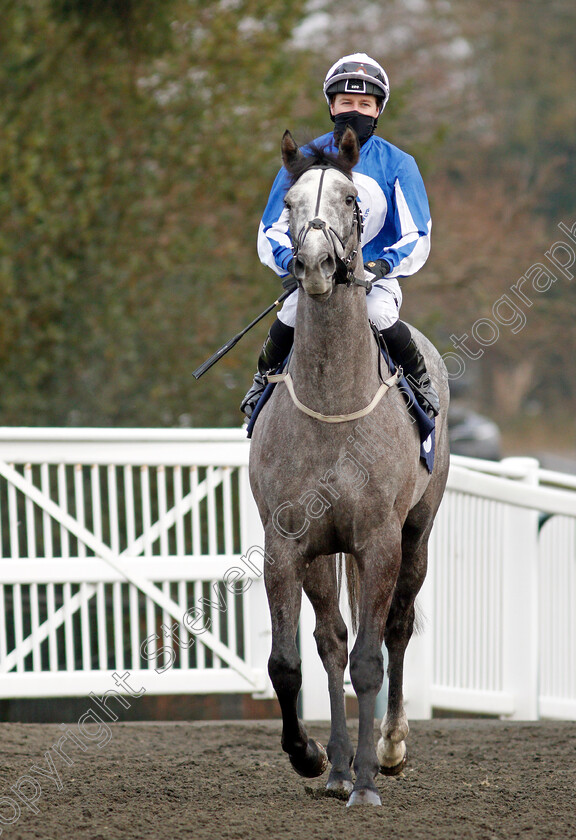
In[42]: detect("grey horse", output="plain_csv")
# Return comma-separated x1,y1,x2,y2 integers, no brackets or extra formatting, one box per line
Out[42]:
249,127,450,806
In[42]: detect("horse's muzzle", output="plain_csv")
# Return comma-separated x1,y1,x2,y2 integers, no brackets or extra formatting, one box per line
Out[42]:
294,252,336,297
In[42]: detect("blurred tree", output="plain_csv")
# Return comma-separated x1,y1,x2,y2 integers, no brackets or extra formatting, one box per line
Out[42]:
1,0,575,430
403,168,576,419
0,0,313,426
49,0,176,55
412,0,576,418
452,0,576,220
305,0,576,421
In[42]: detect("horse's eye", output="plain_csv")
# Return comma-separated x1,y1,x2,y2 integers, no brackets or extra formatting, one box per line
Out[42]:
345,196,355,206
284,200,291,211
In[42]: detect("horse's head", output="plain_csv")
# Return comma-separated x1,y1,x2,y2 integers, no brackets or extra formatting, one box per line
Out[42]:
281,127,363,298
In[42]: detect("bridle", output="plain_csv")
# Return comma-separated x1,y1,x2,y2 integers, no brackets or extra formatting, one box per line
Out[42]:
290,166,372,291
268,164,401,423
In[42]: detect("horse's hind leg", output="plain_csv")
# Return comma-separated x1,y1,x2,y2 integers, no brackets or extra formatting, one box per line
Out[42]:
378,517,430,774
265,541,328,779
303,558,354,796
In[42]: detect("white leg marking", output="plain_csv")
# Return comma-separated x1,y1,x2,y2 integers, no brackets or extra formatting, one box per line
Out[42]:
377,710,409,768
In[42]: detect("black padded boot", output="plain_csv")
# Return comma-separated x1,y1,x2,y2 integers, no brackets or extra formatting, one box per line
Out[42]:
240,319,294,418
379,321,440,418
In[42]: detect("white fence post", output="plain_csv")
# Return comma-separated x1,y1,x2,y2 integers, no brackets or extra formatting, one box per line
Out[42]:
501,457,540,720
403,569,433,719
239,466,274,699
299,594,332,720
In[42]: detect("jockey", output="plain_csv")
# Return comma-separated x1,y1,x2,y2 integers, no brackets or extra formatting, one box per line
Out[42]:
241,52,440,419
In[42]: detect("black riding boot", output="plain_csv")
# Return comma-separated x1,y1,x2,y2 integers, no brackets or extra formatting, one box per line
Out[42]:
379,320,440,418
240,319,295,418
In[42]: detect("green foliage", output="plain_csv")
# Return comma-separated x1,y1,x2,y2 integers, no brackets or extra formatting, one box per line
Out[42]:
49,0,177,55
487,2,576,218
1,0,575,428
0,0,313,426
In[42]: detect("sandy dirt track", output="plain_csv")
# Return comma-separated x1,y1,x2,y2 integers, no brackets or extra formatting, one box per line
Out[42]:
1,719,575,840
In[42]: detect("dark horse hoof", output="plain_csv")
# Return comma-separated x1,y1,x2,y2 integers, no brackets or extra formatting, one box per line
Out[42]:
289,740,329,778
379,748,407,776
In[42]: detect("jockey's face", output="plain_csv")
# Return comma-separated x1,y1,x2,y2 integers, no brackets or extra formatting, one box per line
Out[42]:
330,93,380,118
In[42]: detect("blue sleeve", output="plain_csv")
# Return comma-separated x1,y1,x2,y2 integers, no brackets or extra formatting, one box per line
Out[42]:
257,167,294,277
379,155,431,278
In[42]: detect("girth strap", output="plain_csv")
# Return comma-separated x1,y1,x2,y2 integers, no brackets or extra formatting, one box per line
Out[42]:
266,369,402,423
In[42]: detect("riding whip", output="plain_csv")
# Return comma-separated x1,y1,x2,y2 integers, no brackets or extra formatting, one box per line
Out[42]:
192,288,293,380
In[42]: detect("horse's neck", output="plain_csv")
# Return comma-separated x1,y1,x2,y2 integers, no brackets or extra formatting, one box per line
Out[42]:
290,286,381,414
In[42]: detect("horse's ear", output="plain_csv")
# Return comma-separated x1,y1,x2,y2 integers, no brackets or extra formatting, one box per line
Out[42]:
337,126,360,170
281,130,301,172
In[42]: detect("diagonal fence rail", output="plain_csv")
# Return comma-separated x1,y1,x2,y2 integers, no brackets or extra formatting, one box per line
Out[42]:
0,430,575,720
0,429,270,698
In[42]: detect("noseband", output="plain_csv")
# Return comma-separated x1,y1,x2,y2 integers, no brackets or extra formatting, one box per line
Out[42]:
291,166,372,291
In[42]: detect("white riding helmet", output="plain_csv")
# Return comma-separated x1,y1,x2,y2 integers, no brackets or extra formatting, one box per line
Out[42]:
323,53,390,115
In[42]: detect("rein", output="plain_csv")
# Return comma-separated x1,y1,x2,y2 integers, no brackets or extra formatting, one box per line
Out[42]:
291,166,372,291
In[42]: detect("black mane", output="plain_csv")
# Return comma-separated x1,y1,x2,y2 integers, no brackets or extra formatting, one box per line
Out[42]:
285,142,354,186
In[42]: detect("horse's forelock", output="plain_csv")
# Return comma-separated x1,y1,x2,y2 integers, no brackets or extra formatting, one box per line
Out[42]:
285,143,353,186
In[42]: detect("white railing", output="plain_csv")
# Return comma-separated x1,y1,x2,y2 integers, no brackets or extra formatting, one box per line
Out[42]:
298,455,576,721
0,428,271,699
409,455,576,720
0,429,575,721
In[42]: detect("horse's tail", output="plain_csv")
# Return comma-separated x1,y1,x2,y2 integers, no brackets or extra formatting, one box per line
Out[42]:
337,552,360,635
337,554,425,638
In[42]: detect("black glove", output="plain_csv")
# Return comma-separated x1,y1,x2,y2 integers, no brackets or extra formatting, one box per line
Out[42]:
281,259,298,292
364,259,391,280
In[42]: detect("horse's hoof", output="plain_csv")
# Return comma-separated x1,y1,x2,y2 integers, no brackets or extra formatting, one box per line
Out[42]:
379,748,407,776
377,737,407,775
325,778,353,799
289,740,328,778
346,788,382,807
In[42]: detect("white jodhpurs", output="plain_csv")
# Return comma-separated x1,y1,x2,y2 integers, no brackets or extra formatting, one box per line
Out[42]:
277,278,402,331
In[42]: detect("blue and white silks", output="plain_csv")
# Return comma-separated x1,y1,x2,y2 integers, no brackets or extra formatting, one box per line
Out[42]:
257,131,432,282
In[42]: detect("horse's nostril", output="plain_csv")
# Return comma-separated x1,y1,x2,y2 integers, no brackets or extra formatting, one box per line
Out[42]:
293,257,305,279
321,255,335,278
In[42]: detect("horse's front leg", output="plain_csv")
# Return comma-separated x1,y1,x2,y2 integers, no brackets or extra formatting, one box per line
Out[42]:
303,558,354,796
264,540,328,779
348,539,402,807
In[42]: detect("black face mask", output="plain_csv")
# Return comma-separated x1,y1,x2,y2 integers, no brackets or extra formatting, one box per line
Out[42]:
332,110,377,146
